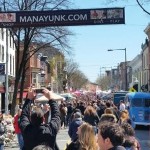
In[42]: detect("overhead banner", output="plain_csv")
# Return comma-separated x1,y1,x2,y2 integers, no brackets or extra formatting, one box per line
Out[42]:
0,8,125,28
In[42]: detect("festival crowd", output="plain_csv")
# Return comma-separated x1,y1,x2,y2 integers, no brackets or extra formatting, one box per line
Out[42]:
0,88,141,150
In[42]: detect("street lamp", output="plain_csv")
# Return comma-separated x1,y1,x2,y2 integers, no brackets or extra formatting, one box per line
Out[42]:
107,48,127,91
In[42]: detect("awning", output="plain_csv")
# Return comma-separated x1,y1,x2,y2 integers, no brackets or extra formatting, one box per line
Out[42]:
17,92,28,99
35,93,64,103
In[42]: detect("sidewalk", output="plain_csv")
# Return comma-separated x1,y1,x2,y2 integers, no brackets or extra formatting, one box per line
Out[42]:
57,128,70,150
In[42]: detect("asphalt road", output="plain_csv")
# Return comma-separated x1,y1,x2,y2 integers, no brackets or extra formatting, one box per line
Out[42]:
5,126,150,150
135,125,150,150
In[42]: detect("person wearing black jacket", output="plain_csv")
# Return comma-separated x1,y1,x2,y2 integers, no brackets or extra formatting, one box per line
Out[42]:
19,88,60,150
83,106,100,134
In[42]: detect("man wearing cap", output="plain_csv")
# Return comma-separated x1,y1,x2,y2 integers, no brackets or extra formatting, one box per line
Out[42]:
19,88,60,150
68,112,83,141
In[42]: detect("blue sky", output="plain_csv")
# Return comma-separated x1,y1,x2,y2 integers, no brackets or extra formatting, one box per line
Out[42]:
68,0,150,82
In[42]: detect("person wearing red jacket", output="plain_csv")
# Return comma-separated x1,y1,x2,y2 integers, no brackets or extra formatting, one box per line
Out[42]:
13,108,24,150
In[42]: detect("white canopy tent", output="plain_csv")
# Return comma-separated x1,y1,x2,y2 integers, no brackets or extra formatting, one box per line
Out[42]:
35,93,64,103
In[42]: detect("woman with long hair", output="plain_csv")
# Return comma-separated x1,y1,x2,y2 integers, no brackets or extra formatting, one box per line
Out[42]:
66,123,98,150
83,106,99,134
118,109,131,125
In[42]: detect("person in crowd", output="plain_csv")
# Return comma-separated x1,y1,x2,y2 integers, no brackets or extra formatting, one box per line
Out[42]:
97,121,126,150
32,145,53,150
66,102,74,126
59,103,67,129
105,101,119,121
121,122,141,150
13,108,24,150
42,104,51,124
78,102,85,115
97,101,106,118
112,105,120,121
104,108,114,114
100,113,117,123
100,105,117,123
70,108,82,123
68,112,83,141
118,109,131,125
119,100,126,112
66,122,98,150
0,113,6,150
19,88,60,150
83,106,100,134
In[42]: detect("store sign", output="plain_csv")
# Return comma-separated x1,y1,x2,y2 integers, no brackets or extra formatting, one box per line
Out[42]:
0,8,125,28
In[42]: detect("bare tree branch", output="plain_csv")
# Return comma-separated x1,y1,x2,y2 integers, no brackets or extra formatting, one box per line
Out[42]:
136,0,150,15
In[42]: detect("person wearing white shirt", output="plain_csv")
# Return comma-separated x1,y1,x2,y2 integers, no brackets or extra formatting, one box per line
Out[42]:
119,100,126,112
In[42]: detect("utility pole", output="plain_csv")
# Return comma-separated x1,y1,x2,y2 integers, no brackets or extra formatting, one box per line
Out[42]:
124,48,128,91
5,29,9,114
108,48,127,91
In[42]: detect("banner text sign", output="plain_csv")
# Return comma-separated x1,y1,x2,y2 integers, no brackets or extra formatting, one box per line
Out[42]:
0,8,125,28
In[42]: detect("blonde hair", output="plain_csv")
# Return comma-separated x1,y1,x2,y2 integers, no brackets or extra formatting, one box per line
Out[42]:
120,109,129,121
78,123,97,150
104,108,113,114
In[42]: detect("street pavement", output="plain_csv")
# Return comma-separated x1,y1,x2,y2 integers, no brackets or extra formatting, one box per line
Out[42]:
5,128,70,150
135,126,150,150
5,126,150,150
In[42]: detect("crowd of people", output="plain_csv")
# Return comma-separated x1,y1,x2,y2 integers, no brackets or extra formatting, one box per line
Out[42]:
63,93,141,150
0,88,141,150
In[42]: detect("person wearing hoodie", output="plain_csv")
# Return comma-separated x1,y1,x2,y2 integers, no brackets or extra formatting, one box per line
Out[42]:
68,112,83,141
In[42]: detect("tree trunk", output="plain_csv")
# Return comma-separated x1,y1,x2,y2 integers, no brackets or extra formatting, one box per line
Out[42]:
11,46,27,116
20,66,27,104
11,76,20,116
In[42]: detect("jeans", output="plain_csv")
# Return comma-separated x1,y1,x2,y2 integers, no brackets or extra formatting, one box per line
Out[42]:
17,133,24,150
0,144,4,150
